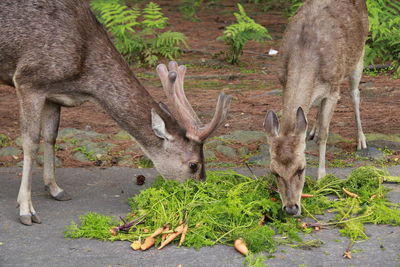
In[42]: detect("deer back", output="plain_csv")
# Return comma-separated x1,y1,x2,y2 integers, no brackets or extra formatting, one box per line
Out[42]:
279,0,368,89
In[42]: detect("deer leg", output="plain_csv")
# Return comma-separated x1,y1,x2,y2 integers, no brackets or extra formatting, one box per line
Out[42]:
42,101,71,201
349,51,367,150
16,89,45,225
317,94,339,179
307,104,322,141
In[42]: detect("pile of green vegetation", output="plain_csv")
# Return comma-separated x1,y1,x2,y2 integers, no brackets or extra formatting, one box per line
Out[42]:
65,166,399,263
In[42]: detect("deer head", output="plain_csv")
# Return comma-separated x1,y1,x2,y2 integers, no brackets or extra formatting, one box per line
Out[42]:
149,61,232,181
263,107,307,216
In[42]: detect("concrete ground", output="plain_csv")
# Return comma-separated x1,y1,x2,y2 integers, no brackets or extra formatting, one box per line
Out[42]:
0,166,400,267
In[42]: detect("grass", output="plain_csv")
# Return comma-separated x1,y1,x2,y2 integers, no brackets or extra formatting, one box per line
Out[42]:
328,159,353,168
135,155,154,168
73,146,97,161
185,80,225,90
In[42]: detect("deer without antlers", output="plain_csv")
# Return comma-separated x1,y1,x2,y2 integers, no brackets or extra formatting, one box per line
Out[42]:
0,0,231,225
264,0,369,216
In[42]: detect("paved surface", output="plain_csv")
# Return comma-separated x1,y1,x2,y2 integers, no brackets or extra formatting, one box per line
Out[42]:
1,166,400,267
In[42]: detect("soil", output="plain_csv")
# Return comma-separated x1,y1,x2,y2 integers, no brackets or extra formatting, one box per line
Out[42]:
1,0,399,167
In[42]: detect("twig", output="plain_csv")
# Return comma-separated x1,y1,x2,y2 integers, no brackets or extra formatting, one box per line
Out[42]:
245,163,258,180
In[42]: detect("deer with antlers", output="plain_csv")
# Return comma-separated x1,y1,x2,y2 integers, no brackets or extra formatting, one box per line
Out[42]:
264,0,369,216
0,0,231,225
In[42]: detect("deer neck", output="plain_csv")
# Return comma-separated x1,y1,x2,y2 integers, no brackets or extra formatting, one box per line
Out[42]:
80,49,164,155
280,64,316,135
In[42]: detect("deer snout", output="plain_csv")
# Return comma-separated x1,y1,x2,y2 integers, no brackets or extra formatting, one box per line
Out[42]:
283,204,300,216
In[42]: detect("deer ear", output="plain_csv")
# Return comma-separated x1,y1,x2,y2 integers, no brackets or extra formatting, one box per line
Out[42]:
263,110,279,137
151,109,174,141
295,107,307,135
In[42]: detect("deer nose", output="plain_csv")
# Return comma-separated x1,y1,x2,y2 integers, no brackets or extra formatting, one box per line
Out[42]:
283,204,299,215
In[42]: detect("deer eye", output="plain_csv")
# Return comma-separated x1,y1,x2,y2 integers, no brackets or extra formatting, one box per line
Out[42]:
189,162,198,173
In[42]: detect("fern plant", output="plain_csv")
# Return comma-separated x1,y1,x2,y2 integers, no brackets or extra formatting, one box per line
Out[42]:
217,4,271,64
142,2,168,30
365,0,400,76
90,0,188,66
179,0,202,22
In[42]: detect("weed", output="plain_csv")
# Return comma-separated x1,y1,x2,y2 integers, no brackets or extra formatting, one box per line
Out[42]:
73,146,97,161
0,134,12,147
239,67,258,74
380,147,395,156
135,155,154,168
65,138,80,145
179,0,202,22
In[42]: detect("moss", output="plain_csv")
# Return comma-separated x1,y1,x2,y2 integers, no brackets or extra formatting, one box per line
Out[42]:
366,133,400,143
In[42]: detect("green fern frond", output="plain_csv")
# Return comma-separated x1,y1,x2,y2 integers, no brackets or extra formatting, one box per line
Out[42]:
365,0,400,75
90,0,188,66
142,2,168,30
179,0,203,22
153,31,188,60
217,4,271,64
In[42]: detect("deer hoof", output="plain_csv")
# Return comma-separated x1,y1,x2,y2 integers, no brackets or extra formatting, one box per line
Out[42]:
20,215,33,226
53,190,72,201
31,213,42,224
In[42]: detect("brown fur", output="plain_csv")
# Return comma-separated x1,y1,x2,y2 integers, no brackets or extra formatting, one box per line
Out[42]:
265,0,368,216
0,0,229,225
272,136,298,166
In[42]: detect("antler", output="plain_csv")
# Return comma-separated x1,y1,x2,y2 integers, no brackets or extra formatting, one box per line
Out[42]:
156,61,232,143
